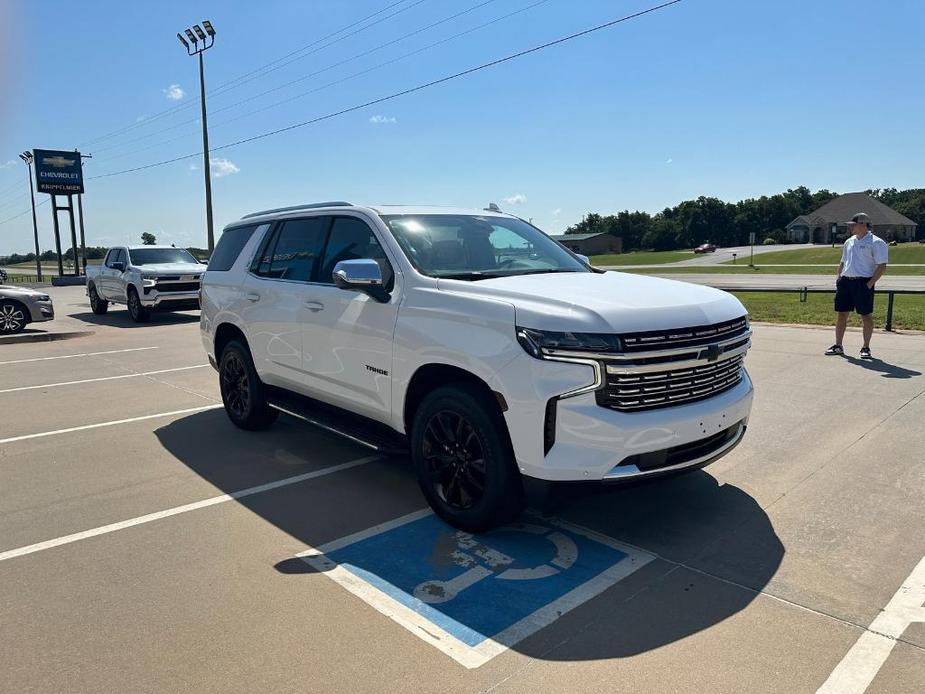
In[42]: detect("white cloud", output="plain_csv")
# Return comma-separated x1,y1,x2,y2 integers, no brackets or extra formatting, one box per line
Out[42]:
369,115,397,124
163,84,185,101
188,162,198,172
0,159,15,169
502,193,527,206
136,114,148,123
665,157,673,164
210,157,239,178
552,207,562,217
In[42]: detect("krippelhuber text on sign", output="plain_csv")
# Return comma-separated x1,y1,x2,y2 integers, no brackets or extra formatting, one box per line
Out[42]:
33,149,84,195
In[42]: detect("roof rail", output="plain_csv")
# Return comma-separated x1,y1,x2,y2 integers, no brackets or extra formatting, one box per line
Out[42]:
240,201,353,219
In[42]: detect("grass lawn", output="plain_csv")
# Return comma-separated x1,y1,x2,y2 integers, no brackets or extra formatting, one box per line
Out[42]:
621,265,925,276
723,242,925,266
589,250,694,265
733,291,925,331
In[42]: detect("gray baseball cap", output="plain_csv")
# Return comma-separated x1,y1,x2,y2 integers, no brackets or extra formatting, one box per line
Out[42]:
848,212,871,225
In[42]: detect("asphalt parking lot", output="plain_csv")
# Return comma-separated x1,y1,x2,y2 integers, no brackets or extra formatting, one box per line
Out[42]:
2,285,924,693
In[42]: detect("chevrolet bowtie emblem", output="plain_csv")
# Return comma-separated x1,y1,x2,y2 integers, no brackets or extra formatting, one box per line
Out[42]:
702,344,722,362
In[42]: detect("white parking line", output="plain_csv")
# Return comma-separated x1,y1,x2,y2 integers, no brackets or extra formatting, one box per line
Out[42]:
0,346,158,366
0,405,223,445
0,365,209,394
0,455,380,563
817,554,925,693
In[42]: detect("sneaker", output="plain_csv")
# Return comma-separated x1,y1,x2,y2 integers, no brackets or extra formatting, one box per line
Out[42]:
825,344,844,356
860,347,873,360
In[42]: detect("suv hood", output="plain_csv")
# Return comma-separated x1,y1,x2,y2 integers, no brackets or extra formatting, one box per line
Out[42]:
134,262,205,275
436,271,746,333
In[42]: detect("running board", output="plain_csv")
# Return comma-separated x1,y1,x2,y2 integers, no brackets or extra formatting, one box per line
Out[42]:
266,388,409,456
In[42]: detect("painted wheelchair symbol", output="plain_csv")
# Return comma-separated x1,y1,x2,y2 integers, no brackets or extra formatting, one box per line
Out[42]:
413,522,578,604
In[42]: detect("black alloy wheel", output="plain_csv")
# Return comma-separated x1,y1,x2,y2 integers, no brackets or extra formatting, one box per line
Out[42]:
218,340,278,430
422,410,487,511
221,351,250,420
127,288,149,322
89,285,108,315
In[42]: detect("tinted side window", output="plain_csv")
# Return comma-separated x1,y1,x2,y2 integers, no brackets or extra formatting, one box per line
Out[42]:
260,217,329,281
209,224,262,272
104,249,118,267
110,249,126,266
320,216,393,287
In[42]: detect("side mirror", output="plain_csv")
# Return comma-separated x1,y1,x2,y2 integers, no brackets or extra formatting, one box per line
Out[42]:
577,254,590,265
111,261,125,272
332,259,389,302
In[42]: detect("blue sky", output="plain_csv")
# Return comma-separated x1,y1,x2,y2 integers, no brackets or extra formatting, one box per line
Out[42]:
0,0,922,253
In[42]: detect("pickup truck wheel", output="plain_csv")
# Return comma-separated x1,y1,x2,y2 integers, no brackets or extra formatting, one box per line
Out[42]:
0,300,27,335
412,385,523,532
127,288,150,323
88,285,109,315
219,340,278,430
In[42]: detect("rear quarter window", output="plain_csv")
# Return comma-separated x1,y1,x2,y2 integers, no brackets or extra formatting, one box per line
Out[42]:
207,224,265,271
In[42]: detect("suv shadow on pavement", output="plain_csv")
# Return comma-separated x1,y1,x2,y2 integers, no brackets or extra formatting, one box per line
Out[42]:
156,409,783,663
70,310,200,328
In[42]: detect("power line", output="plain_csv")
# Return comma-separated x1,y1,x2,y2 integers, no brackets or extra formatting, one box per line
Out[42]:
79,0,429,149
0,198,48,228
93,0,537,164
87,1,683,182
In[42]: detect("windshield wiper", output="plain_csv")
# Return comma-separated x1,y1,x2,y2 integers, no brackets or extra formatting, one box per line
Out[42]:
434,272,490,281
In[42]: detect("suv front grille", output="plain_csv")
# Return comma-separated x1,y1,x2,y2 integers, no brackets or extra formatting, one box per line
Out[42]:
619,316,748,353
154,281,200,293
596,353,746,412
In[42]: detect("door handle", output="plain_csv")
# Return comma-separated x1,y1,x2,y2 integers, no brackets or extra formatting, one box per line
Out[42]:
304,301,325,312
246,293,260,302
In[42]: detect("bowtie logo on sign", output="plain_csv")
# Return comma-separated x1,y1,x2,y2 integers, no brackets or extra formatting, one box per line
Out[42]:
413,524,578,604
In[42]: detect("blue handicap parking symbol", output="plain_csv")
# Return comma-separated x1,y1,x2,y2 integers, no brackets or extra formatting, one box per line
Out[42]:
303,511,653,664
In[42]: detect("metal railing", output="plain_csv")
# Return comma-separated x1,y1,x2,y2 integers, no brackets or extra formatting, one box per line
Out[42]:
728,287,924,332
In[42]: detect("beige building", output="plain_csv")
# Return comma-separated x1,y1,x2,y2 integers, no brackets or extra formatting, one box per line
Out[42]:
552,232,622,256
786,192,917,244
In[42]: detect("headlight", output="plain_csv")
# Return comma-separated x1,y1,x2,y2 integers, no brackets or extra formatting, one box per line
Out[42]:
142,276,157,287
34,294,51,302
516,327,621,359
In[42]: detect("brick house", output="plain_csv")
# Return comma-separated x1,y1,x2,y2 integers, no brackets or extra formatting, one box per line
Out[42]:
786,192,917,244
551,232,622,256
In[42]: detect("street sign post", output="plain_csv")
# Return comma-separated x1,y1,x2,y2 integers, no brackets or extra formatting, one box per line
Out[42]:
749,231,756,266
31,149,85,278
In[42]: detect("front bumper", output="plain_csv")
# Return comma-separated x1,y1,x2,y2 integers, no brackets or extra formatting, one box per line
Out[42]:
500,351,754,482
140,291,200,310
29,300,55,323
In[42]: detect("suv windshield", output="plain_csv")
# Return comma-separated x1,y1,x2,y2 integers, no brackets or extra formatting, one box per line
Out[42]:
380,214,588,280
128,248,199,266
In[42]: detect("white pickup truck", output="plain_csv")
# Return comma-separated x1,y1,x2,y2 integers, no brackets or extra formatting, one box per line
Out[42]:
86,245,205,322
200,203,753,530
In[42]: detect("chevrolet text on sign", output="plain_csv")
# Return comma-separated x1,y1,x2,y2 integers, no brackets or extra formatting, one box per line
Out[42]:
33,149,84,195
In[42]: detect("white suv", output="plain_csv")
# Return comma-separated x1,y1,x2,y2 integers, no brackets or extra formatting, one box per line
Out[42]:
200,202,753,530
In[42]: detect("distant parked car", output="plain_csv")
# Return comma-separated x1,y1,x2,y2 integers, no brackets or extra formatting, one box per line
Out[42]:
0,285,54,335
0,268,7,282
694,243,718,254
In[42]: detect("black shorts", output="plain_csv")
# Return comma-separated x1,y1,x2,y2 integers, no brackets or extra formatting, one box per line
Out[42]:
835,276,874,315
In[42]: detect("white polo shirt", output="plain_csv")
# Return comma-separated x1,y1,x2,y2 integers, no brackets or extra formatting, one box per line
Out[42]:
841,231,888,278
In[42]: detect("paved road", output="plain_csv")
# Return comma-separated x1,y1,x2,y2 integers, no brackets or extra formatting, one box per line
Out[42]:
639,273,925,291
2,286,924,693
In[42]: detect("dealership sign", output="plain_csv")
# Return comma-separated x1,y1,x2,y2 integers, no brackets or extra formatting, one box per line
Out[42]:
33,149,84,195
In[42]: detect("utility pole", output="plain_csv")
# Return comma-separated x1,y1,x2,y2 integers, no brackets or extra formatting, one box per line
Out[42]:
177,20,217,252
18,151,42,282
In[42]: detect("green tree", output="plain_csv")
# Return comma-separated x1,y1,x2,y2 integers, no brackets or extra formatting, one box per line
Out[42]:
141,232,157,245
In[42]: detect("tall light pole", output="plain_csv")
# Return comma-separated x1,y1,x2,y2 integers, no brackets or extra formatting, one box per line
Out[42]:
177,20,216,253
18,151,42,282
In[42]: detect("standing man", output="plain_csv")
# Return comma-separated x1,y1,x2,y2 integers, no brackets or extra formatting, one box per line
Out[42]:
825,213,888,359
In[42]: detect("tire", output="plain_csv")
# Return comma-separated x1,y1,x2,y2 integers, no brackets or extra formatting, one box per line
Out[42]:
88,284,109,315
127,287,150,323
218,339,279,430
0,300,27,335
411,384,523,532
